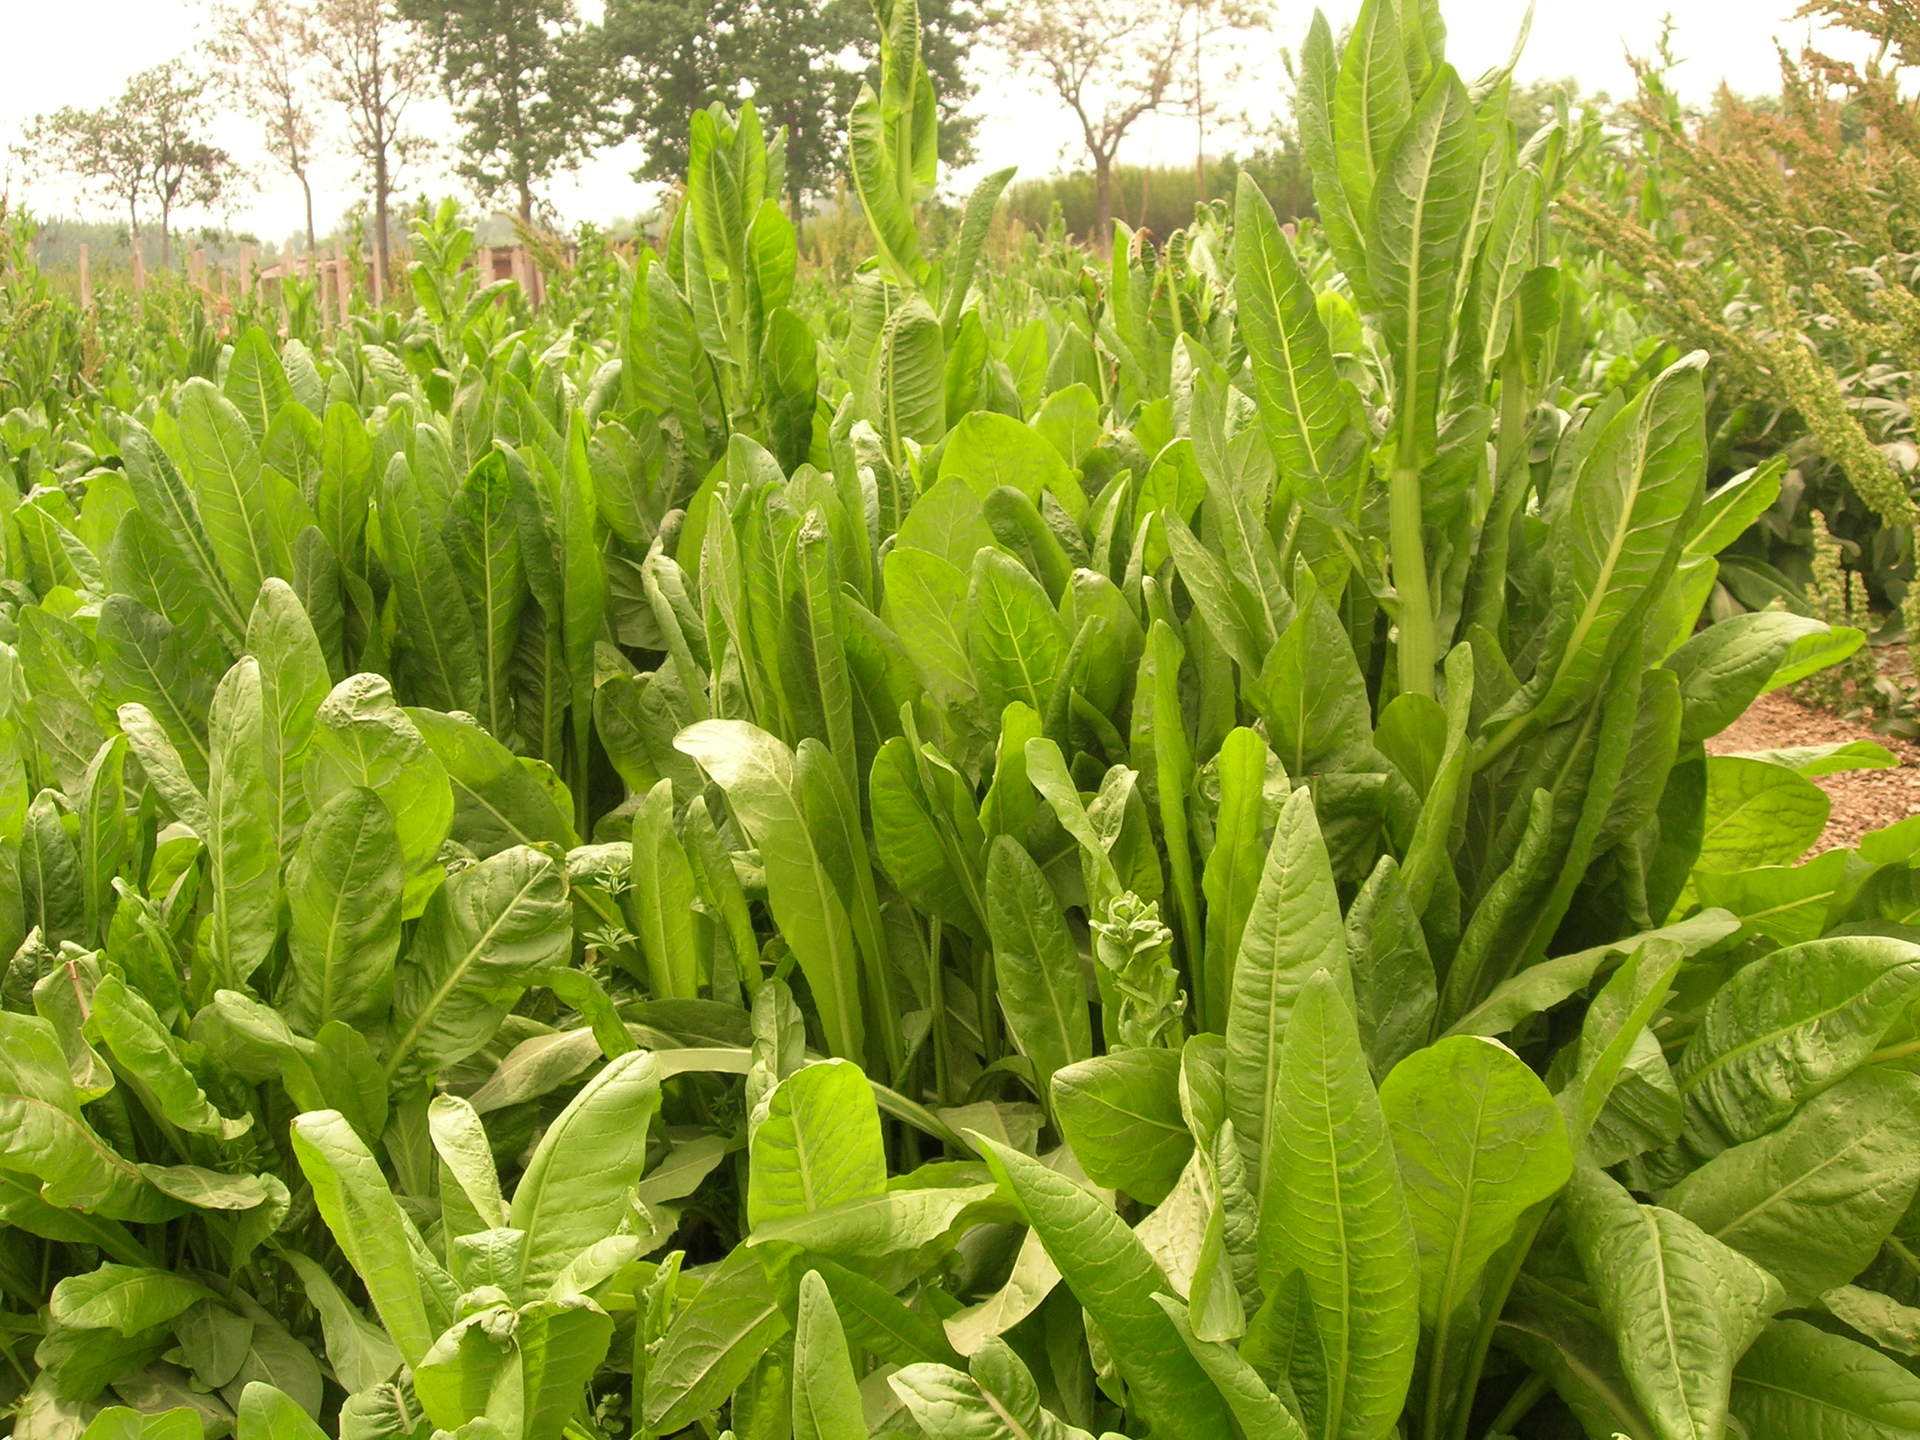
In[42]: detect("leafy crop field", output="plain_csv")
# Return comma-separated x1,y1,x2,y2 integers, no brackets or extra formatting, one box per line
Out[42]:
6,2,1920,1439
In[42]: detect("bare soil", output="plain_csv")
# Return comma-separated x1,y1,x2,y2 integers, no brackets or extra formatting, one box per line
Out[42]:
1708,688,1920,851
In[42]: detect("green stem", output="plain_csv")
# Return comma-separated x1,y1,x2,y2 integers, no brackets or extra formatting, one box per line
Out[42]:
1484,1372,1548,1437
1446,1205,1549,1440
1391,460,1436,699
1467,343,1533,640
1869,1034,1920,1065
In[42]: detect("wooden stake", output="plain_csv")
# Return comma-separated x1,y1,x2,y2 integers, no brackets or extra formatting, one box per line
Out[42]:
130,243,146,294
77,243,91,308
335,240,350,326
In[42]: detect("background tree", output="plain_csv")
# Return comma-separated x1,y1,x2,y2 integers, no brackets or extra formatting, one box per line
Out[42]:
1181,0,1271,193
991,0,1190,246
305,0,433,294
23,63,234,268
208,0,327,255
604,0,979,217
20,104,150,243
130,63,239,268
399,0,607,225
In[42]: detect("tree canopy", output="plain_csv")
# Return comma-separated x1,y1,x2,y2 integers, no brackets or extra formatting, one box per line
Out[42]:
604,0,980,212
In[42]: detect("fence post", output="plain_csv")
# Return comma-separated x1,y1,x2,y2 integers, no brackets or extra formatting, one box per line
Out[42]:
335,240,350,326
77,243,91,309
130,243,146,294
240,244,258,300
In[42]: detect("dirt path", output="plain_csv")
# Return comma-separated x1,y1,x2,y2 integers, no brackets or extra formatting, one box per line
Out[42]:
1708,689,1920,851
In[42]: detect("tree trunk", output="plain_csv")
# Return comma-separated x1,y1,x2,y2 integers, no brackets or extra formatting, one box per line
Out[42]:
1093,157,1114,253
373,149,391,305
1194,14,1206,198
160,202,173,270
299,171,317,257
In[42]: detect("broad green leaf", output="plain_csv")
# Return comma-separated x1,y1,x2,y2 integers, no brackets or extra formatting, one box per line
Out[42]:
117,419,246,644
282,786,403,1031
848,84,921,286
1664,612,1862,741
206,658,278,990
1344,857,1436,1080
882,546,977,707
1370,66,1479,463
1664,1068,1920,1305
428,1093,507,1242
234,1382,327,1440
644,1247,789,1434
970,1133,1234,1440
1525,354,1706,728
1253,584,1377,780
1234,173,1355,499
1687,457,1786,558
509,1050,661,1295
81,1408,203,1440
1567,1162,1782,1440
966,547,1068,720
889,1340,1091,1440
89,975,251,1140
986,836,1092,1107
793,1271,866,1440
1558,941,1683,1149
177,378,289,608
1201,728,1273,1030
409,707,577,858
676,720,863,1061
628,778,699,1001
1382,1036,1570,1331
1696,755,1829,872
245,579,328,864
1153,1296,1308,1440
879,296,946,456
941,411,1081,521
97,595,212,785
748,1059,886,1228
1731,1319,1920,1439
1333,0,1411,236
1260,970,1419,1440
1672,936,1920,1160
1052,1049,1190,1205
446,459,526,738
50,1264,214,1335
940,166,1017,334
1824,1285,1920,1358
225,327,292,437
379,455,485,715
290,1109,441,1368
1226,786,1346,1193
280,1251,401,1394
304,674,454,896
386,845,573,1081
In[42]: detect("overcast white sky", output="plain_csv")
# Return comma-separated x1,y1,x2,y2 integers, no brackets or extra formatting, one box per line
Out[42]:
0,0,1864,250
